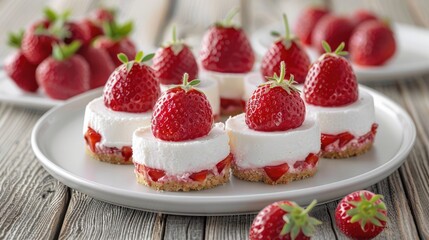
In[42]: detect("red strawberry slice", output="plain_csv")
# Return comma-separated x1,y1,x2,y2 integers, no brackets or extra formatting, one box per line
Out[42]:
189,170,209,182
321,134,337,150
84,127,102,152
338,132,355,148
246,62,305,132
294,7,330,45
121,146,132,161
200,9,254,73
261,14,310,84
151,73,213,141
305,153,319,167
145,166,166,182
263,163,289,182
371,123,378,134
216,154,232,173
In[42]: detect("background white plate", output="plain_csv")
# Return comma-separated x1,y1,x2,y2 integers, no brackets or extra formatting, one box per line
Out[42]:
252,23,429,83
31,86,415,215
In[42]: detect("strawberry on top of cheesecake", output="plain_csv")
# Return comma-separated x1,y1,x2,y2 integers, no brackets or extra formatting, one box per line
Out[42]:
226,62,321,185
83,51,160,164
200,8,255,115
304,41,377,158
133,73,231,191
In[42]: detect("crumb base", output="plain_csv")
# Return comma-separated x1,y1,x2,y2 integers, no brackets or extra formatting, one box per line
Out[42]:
321,140,374,159
85,146,133,165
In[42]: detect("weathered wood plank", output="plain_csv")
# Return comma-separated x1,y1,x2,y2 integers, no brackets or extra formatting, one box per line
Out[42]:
0,105,69,240
205,215,254,240
163,215,205,240
58,190,164,240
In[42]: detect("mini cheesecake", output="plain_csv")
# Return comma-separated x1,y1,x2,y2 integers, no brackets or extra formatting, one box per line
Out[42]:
133,123,231,191
306,88,377,158
226,114,320,184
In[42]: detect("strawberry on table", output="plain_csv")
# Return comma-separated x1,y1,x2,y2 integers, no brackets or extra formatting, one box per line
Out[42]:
103,51,160,112
152,25,198,85
36,41,90,100
246,61,305,131
94,20,137,66
200,8,255,73
312,15,355,54
249,200,321,240
294,6,330,46
335,190,387,239
304,41,358,107
4,30,39,93
261,14,310,84
350,20,396,66
151,73,213,141
78,46,115,89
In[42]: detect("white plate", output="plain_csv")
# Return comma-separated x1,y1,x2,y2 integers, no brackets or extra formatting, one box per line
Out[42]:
252,23,429,83
31,86,415,215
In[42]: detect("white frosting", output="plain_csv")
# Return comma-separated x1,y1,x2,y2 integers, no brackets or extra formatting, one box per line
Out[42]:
226,114,320,169
243,72,304,101
83,97,152,147
160,77,220,115
132,123,230,175
200,69,251,99
305,89,375,136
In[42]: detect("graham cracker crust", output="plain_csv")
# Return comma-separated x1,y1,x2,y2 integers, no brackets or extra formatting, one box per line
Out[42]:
85,146,133,165
136,168,231,191
321,140,374,159
232,164,317,185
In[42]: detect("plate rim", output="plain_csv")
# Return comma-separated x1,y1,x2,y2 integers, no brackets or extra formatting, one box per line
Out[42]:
31,86,416,207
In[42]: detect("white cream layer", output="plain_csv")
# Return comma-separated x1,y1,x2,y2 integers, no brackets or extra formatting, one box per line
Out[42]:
305,89,375,136
225,114,320,169
200,69,251,99
132,123,230,175
83,97,152,147
160,77,220,115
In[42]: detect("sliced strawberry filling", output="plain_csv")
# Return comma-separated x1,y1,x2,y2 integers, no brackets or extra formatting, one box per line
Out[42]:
321,123,378,151
84,127,133,161
84,127,101,152
293,153,320,169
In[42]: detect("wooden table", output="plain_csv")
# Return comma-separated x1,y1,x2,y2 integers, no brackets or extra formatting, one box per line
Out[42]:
1,0,428,239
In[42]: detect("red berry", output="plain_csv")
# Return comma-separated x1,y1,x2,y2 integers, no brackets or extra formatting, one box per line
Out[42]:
246,62,305,131
79,19,104,40
152,26,198,85
84,127,101,152
152,74,213,141
249,200,321,240
103,51,160,113
304,41,358,107
95,37,137,67
91,8,116,23
64,22,91,45
261,14,310,84
189,170,209,182
36,42,90,100
216,154,232,173
145,166,166,182
312,15,354,53
350,20,396,66
200,9,254,73
335,190,387,239
350,10,379,27
21,22,58,65
294,7,330,45
4,51,38,92
78,46,115,89
263,163,289,182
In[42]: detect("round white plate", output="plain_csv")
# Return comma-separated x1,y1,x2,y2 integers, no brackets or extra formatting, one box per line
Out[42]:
31,86,415,215
252,23,429,83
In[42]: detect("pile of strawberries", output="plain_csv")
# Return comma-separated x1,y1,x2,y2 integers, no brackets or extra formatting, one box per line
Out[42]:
294,7,396,66
4,7,137,99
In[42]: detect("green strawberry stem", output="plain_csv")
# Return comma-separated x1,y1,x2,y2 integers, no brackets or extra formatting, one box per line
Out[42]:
181,73,200,92
283,14,290,40
322,40,348,56
8,30,24,48
265,61,300,94
279,200,322,240
171,24,177,44
217,8,239,27
52,41,81,61
103,20,133,41
346,193,387,231
118,51,154,71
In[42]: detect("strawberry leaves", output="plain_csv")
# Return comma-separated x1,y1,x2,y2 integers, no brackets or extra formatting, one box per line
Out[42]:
346,193,387,231
322,40,348,56
103,20,133,41
265,61,300,94
8,30,24,48
216,8,240,28
180,73,200,92
118,51,154,71
52,41,81,61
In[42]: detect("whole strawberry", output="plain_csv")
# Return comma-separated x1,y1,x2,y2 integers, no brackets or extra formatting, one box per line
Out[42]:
4,30,39,92
21,21,58,65
261,14,310,84
152,73,213,141
36,41,90,100
200,9,255,73
104,51,160,112
336,190,387,239
94,20,137,66
294,7,330,45
304,41,358,107
246,61,305,132
312,15,354,54
350,20,396,66
153,26,198,85
78,46,115,89
249,200,321,240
